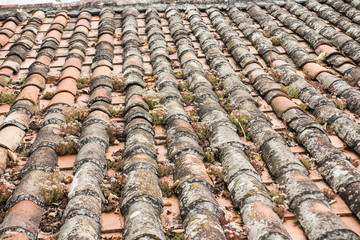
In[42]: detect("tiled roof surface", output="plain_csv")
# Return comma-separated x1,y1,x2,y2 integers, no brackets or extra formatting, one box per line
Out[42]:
0,0,359,239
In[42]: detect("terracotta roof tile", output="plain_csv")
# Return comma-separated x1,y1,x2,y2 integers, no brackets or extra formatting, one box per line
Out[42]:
0,1,359,239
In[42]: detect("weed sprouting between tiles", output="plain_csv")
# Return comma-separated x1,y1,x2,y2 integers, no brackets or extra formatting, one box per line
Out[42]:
215,89,228,102
159,180,175,198
322,188,336,202
55,135,78,156
42,91,54,100
270,36,281,46
207,162,224,185
0,173,18,223
46,76,58,84
165,229,185,240
185,108,199,122
109,105,124,117
0,91,16,105
0,176,15,205
102,173,125,212
158,163,174,177
192,122,210,141
178,80,189,92
269,68,282,83
282,86,299,98
112,75,126,92
245,145,265,174
107,156,125,172
223,100,236,114
180,90,194,105
204,146,217,164
56,107,89,155
229,109,249,141
142,88,160,110
269,183,288,219
150,104,167,125
334,97,347,110
76,77,91,89
206,70,223,90
60,121,82,137
18,148,30,158
64,107,89,123
144,74,157,82
175,71,184,79
297,155,312,170
303,70,313,81
39,171,68,206
108,121,124,145
167,47,177,55
220,215,247,240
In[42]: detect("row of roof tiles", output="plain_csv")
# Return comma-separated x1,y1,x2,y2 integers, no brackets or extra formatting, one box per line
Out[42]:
0,0,359,239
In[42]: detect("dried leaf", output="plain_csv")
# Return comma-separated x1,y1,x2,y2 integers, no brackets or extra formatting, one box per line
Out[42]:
172,229,185,234
7,149,16,162
315,52,326,62
171,180,179,189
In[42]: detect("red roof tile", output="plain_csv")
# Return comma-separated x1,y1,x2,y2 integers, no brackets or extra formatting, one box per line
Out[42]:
0,1,359,239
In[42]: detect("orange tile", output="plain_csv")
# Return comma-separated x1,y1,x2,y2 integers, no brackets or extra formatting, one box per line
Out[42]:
101,232,122,239
341,216,360,236
315,44,339,58
48,92,75,108
271,96,301,118
99,33,114,45
266,112,286,130
258,99,273,112
0,4,18,8
1,200,43,236
16,85,40,104
58,155,76,170
60,66,81,80
33,10,46,20
284,210,295,218
75,94,89,107
0,34,9,47
3,21,16,32
56,78,77,96
154,125,166,139
283,219,306,240
161,196,181,228
112,93,125,105
0,232,30,240
92,66,112,78
330,195,354,216
53,15,67,28
0,104,10,114
39,99,50,110
157,145,168,163
101,212,124,233
328,135,346,149
76,19,91,30
314,181,353,215
343,150,360,161
21,58,36,69
107,169,117,176
106,144,124,159
260,168,275,184
37,55,52,66
308,169,322,181
289,146,306,154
